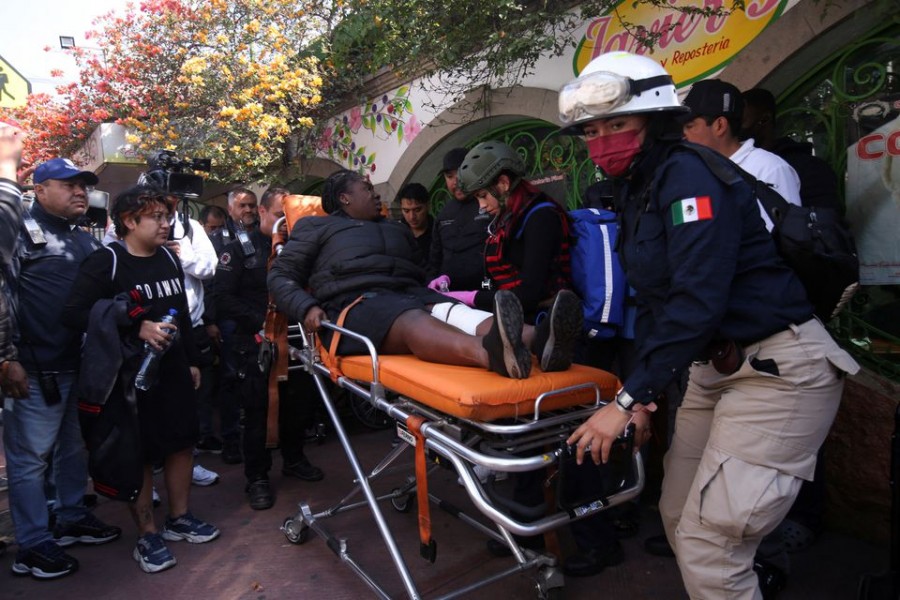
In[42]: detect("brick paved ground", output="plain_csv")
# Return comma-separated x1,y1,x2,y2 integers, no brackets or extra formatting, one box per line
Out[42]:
0,416,888,599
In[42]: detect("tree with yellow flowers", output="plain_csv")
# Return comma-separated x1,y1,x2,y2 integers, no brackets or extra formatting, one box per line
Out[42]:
2,0,737,182
5,0,329,181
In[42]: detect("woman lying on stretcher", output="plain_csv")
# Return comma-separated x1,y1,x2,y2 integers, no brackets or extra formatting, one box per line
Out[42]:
267,169,582,379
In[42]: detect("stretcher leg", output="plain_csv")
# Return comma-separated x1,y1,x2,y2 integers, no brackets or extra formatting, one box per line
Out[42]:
313,370,421,599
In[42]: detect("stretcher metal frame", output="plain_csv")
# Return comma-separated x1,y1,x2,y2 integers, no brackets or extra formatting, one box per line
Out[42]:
280,320,645,600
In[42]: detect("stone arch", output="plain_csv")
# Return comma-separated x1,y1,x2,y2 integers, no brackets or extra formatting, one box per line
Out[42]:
383,86,561,204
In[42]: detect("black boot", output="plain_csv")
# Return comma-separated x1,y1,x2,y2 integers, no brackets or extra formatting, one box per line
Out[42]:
246,478,274,510
562,541,625,577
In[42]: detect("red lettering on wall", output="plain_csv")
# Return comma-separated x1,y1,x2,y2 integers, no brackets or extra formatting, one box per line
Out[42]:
858,133,886,159
889,130,900,155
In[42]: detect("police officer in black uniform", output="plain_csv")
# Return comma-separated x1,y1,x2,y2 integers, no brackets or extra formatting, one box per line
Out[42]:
205,188,259,464
214,187,323,510
426,147,491,291
208,187,258,255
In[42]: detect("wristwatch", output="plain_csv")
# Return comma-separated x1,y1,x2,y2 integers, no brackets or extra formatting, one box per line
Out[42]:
614,388,639,414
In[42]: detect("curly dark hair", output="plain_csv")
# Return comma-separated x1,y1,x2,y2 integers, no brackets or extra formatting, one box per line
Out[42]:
110,185,170,238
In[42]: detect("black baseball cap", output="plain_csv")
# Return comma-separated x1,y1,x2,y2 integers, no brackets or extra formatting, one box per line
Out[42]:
442,148,469,173
679,79,744,123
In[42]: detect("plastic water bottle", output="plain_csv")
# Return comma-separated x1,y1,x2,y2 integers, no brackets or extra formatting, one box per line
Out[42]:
134,309,178,391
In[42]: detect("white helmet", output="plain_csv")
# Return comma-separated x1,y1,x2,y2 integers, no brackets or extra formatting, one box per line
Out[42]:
558,51,686,133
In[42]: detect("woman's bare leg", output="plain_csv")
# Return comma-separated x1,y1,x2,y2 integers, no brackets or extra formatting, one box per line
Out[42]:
382,310,489,367
163,448,193,518
129,466,156,535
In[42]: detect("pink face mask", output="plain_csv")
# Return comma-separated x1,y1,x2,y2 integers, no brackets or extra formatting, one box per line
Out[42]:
586,128,644,177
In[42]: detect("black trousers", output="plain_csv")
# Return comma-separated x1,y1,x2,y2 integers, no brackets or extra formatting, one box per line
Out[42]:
229,334,316,481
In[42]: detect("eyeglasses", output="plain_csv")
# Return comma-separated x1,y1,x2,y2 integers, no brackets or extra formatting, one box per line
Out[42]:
145,211,172,224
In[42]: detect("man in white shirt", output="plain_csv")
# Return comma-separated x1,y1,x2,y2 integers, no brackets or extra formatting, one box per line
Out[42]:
680,79,802,231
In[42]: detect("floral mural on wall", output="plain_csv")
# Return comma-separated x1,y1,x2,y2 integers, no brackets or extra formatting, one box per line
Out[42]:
318,85,421,174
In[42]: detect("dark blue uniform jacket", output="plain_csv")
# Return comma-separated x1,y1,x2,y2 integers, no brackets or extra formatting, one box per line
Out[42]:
617,141,813,406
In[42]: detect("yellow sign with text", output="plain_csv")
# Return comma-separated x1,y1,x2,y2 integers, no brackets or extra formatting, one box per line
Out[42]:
573,0,789,87
0,55,32,108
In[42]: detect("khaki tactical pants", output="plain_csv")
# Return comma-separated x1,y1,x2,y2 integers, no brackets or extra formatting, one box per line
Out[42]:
660,319,858,599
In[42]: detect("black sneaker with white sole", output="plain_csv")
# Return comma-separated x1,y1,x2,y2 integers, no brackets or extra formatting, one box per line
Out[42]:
482,290,531,379
53,512,122,547
11,540,79,579
531,289,583,372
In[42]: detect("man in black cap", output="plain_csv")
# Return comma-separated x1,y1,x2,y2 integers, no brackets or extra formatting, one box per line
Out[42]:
426,147,490,291
5,157,121,580
680,79,802,231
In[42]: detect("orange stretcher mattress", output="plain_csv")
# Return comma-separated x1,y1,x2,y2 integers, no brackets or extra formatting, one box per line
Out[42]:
330,354,620,421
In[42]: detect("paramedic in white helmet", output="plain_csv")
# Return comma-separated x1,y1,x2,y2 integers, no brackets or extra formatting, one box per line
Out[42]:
561,51,857,599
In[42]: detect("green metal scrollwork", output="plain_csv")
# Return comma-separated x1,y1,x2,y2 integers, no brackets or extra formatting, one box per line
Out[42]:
428,119,597,213
780,25,900,381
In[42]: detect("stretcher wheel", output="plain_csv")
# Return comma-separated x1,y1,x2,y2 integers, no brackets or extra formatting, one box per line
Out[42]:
282,517,309,544
538,587,565,600
536,566,565,600
390,488,413,513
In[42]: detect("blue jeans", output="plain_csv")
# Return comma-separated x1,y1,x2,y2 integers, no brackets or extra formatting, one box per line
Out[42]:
3,372,88,548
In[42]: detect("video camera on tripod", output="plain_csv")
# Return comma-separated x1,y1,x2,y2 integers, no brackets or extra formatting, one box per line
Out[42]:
139,150,212,240
143,150,211,200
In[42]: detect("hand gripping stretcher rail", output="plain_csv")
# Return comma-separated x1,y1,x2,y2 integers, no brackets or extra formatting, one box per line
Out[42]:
268,196,645,600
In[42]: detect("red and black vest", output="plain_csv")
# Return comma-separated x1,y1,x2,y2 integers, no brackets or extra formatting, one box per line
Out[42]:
483,190,571,299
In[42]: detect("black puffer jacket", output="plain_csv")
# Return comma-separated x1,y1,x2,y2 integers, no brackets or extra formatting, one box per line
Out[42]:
268,211,425,322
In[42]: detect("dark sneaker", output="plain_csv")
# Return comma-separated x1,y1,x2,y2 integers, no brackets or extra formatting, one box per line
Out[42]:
196,435,223,454
562,541,625,578
54,512,122,547
221,439,243,465
754,559,788,600
246,479,275,511
531,289,583,372
282,458,324,482
133,532,176,574
11,540,79,579
482,290,531,379
161,511,220,543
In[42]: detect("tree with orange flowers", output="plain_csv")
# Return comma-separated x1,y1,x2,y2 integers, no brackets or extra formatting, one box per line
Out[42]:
4,0,328,182
1,0,737,182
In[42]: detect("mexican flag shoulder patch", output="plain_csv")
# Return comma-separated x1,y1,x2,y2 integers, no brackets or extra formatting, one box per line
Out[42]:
670,196,713,225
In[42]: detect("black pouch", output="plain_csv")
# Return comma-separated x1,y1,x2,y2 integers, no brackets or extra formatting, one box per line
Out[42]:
39,373,62,406
557,430,636,518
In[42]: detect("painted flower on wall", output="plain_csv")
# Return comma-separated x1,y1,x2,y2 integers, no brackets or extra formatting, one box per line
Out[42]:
322,85,421,174
404,114,422,144
317,126,333,151
348,106,363,133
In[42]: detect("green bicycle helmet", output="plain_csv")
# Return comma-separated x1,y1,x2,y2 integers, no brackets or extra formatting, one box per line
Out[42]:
457,141,526,195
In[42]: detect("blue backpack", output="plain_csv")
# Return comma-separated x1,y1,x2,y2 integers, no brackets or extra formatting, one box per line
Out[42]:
568,208,627,339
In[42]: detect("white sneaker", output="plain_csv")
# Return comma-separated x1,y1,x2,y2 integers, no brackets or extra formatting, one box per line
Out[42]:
191,464,220,487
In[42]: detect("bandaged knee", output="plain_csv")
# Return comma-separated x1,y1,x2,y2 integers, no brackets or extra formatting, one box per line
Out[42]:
431,302,492,336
